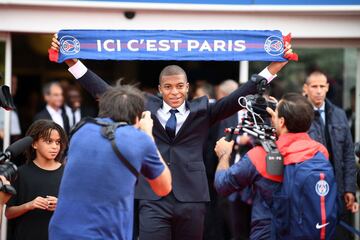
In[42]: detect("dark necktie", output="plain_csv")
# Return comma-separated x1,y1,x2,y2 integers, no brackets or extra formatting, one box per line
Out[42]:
72,109,76,127
165,109,178,140
314,110,326,145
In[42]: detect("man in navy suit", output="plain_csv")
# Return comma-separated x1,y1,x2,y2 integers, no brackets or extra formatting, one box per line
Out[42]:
51,37,292,240
33,82,70,134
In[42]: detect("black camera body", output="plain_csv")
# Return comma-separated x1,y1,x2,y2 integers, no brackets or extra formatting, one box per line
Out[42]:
239,74,277,125
0,161,17,183
0,155,18,183
224,75,283,176
242,94,277,122
0,136,34,195
0,83,24,195
0,160,17,195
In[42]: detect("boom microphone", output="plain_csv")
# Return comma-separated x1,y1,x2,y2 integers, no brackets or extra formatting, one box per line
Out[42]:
0,136,33,163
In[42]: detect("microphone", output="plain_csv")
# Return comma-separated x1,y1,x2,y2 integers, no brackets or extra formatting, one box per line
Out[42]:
0,136,33,163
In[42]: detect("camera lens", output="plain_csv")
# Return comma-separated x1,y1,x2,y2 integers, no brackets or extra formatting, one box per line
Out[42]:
0,162,18,183
124,11,136,19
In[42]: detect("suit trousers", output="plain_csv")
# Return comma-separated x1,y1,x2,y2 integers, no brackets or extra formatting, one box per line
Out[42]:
139,192,206,240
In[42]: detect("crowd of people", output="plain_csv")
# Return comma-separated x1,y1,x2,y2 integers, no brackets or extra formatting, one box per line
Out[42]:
0,36,357,240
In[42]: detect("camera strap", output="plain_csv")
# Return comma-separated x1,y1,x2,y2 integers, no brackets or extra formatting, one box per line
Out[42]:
260,139,284,176
70,117,139,179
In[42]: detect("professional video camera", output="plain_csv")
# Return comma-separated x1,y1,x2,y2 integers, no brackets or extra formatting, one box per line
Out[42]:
239,74,277,123
0,75,27,195
224,74,283,176
0,136,33,195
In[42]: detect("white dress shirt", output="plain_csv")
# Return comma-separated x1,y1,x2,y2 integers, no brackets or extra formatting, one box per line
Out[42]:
65,105,81,127
157,101,190,135
11,111,21,135
68,60,277,83
46,105,64,128
314,103,326,125
0,109,22,135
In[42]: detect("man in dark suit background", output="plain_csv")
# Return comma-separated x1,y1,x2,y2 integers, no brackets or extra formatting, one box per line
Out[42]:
33,82,70,134
64,84,97,129
303,71,356,240
213,79,253,240
51,36,292,240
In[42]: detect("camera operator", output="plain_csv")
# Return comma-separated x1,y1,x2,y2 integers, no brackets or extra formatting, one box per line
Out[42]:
214,93,330,239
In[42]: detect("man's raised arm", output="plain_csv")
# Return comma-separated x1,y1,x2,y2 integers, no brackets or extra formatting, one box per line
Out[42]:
51,35,110,99
209,43,293,124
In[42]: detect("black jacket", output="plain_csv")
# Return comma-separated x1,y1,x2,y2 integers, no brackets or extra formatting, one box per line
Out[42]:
308,99,356,194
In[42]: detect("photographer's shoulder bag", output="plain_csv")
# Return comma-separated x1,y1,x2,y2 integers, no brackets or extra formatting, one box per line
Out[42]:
70,117,139,179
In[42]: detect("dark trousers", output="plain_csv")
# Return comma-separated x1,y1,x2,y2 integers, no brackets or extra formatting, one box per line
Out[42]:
139,193,206,240
203,194,231,240
229,200,252,240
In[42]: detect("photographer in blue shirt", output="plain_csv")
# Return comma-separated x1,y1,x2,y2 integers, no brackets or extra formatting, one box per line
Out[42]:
49,85,172,240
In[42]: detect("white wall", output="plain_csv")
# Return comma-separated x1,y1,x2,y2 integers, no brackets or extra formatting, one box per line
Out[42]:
0,1,360,38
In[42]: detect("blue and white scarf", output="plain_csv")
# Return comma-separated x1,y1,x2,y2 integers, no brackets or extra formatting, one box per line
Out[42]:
50,30,295,62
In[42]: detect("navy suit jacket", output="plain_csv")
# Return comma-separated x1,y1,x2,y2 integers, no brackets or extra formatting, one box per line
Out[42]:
77,69,259,202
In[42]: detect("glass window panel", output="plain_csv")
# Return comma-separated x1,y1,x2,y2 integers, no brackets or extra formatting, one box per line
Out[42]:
249,48,348,108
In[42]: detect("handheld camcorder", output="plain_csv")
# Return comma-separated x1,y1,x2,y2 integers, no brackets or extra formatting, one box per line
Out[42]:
0,136,33,195
224,75,283,176
0,76,28,195
239,74,277,124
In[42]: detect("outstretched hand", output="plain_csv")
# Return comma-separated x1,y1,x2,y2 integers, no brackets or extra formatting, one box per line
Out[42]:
139,111,154,139
50,33,60,52
267,41,297,76
50,33,78,67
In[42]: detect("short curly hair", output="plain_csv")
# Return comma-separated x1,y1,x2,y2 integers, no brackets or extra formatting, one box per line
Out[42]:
25,119,68,163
